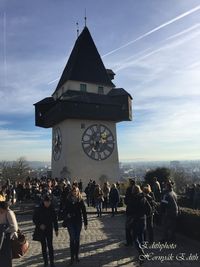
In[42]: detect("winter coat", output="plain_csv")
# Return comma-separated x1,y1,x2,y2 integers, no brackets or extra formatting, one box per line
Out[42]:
128,193,152,220
63,196,87,226
93,188,104,202
33,203,58,232
109,188,120,205
161,190,178,218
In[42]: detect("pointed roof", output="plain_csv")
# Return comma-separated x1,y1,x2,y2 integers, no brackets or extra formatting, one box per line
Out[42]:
54,27,115,93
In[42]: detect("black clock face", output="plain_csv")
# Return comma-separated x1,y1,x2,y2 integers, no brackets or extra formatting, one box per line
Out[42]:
53,127,62,161
81,124,115,161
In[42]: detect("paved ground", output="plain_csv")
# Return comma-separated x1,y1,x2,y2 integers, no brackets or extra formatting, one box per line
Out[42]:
13,207,200,267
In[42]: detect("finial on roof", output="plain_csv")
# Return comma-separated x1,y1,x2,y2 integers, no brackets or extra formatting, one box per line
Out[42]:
84,8,87,27
76,22,79,38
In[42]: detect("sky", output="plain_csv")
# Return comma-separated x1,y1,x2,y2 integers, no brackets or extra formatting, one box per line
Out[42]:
0,0,200,162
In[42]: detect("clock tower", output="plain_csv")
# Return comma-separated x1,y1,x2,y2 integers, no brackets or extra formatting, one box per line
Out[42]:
34,26,132,183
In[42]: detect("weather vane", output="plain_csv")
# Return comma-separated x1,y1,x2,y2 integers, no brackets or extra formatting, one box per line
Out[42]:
84,8,87,27
76,22,79,38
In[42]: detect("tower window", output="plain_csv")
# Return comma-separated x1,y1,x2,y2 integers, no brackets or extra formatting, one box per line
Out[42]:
81,123,85,129
80,83,87,92
98,86,104,94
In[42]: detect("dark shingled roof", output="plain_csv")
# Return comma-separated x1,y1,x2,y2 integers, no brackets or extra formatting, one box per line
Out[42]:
54,27,115,93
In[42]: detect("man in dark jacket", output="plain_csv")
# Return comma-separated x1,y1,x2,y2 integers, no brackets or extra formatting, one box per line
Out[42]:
161,182,178,241
124,179,135,246
129,185,152,260
33,195,58,267
109,183,120,216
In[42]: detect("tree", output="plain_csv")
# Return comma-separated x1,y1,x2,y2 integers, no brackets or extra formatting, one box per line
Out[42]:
170,169,189,194
0,157,30,182
13,157,30,181
144,167,170,188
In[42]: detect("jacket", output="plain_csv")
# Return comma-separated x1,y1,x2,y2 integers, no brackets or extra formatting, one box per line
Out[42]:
64,196,87,226
109,188,120,204
161,190,178,217
128,193,152,219
33,203,58,232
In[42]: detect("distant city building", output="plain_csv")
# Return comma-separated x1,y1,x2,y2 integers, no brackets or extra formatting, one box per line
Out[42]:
170,161,180,169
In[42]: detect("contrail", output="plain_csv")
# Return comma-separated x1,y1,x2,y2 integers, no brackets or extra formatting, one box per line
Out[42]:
115,24,200,72
102,5,200,58
48,78,59,85
166,23,200,41
3,12,7,88
115,30,200,73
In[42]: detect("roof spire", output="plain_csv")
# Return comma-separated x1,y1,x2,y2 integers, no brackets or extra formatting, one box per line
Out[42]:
76,22,79,38
84,8,87,27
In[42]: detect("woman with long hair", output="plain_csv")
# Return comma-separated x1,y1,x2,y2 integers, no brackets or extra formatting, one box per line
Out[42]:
93,184,104,217
102,182,110,211
143,184,156,243
0,196,18,267
63,186,87,265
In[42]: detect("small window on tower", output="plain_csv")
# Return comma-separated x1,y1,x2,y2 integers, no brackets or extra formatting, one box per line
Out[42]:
81,123,85,129
80,84,87,92
98,86,104,94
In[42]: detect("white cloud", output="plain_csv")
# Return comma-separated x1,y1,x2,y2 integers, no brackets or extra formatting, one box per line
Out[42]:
118,98,200,161
0,121,10,126
0,57,64,114
0,128,51,161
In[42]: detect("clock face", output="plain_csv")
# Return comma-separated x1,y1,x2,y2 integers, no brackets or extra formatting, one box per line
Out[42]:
81,124,115,161
53,127,62,161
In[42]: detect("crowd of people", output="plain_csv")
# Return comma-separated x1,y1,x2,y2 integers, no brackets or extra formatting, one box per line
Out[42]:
0,175,180,266
84,180,120,217
124,178,179,263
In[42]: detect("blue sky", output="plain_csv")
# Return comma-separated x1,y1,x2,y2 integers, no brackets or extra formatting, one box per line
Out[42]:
0,0,200,162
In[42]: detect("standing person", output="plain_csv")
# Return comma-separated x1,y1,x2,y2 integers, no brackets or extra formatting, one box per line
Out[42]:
33,195,58,267
143,184,156,243
124,179,135,246
90,180,96,207
161,182,179,241
151,177,161,202
102,182,110,211
93,184,104,217
0,197,18,267
109,184,120,216
129,185,152,261
63,186,87,264
59,181,71,220
84,183,91,207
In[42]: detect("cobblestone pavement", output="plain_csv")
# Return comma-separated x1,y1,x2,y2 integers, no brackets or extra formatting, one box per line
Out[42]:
13,210,200,267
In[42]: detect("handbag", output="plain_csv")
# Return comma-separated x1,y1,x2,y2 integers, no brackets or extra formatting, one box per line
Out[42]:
32,226,41,241
11,230,29,259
